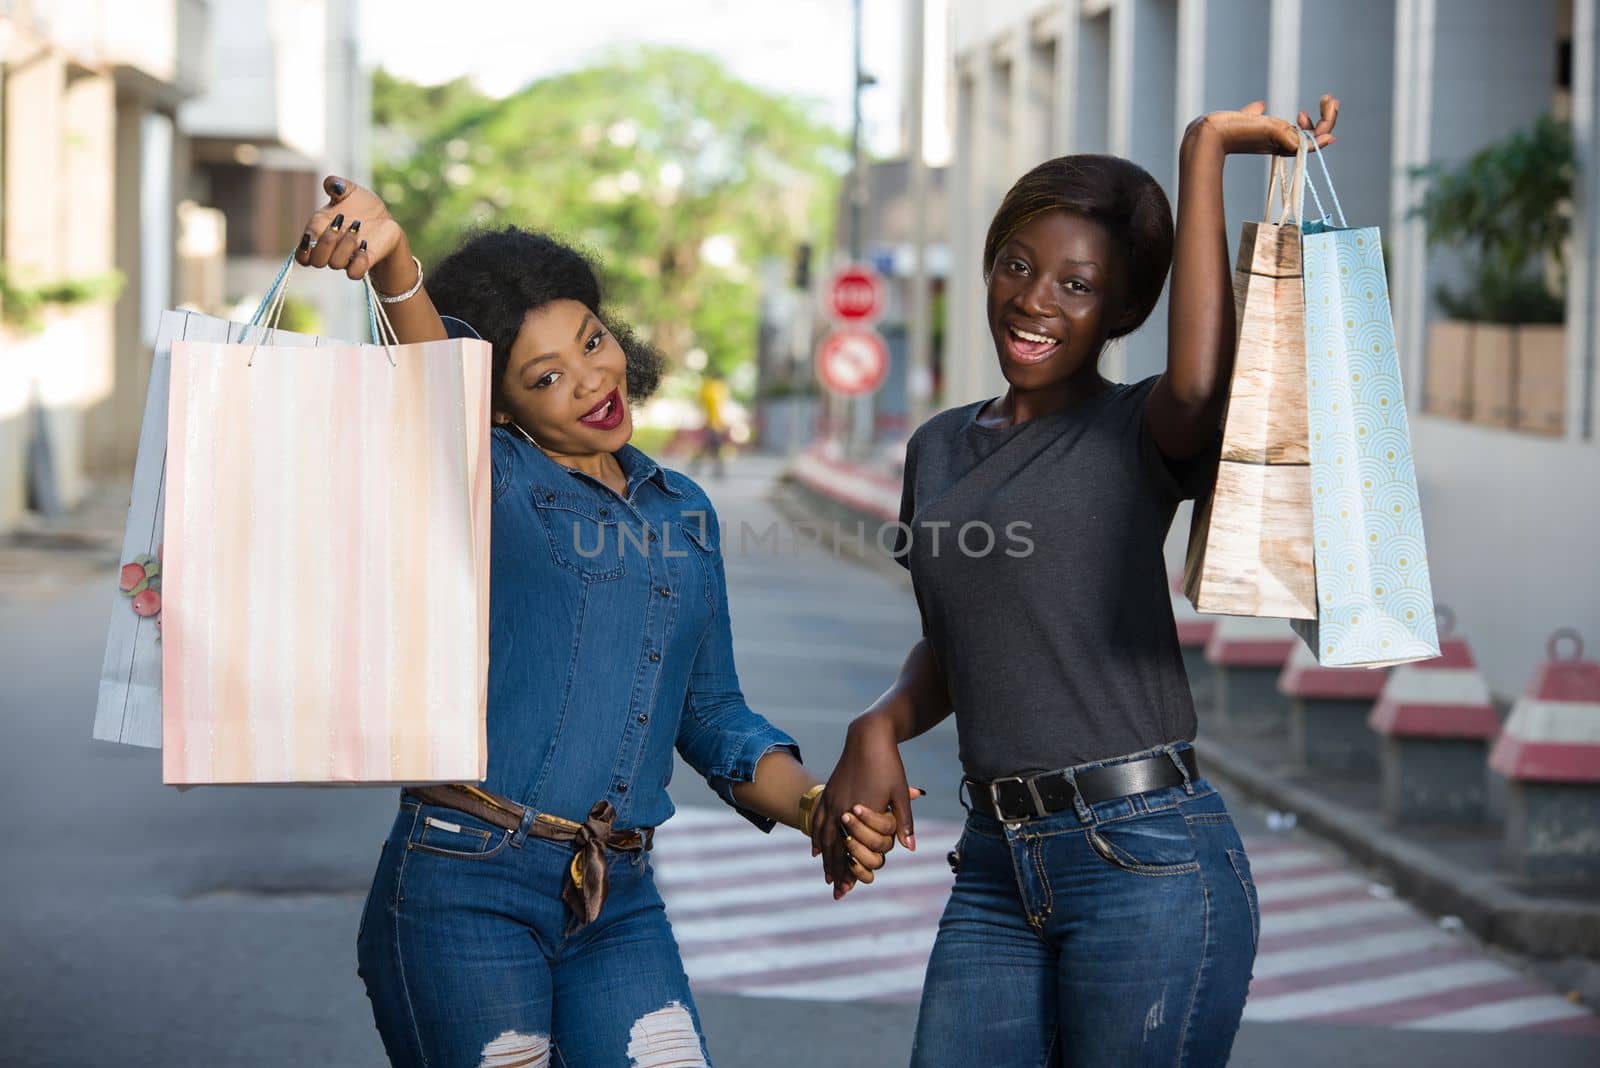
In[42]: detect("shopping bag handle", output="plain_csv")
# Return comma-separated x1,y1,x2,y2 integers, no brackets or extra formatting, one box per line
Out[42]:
243,252,402,367
1299,128,1348,230
1263,130,1308,225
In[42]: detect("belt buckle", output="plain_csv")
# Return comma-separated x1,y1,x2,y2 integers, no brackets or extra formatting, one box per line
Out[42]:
988,776,1031,824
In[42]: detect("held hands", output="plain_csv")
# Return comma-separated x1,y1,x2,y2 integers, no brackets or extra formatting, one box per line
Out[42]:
1189,94,1340,157
810,713,923,901
294,176,410,288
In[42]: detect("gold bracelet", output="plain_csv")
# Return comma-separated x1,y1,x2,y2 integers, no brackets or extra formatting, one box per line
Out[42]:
797,783,827,837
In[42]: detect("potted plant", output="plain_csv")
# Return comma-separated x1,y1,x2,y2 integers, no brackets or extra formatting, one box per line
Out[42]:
1411,114,1572,435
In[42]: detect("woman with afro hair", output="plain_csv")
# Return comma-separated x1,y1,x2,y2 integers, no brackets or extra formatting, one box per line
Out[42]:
807,99,1341,1065
291,182,911,1067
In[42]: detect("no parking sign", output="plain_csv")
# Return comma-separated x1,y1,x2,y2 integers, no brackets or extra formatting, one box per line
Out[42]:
815,328,889,396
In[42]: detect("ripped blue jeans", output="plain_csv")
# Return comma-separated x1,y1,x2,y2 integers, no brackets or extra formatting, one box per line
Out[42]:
357,796,710,1067
911,743,1259,1067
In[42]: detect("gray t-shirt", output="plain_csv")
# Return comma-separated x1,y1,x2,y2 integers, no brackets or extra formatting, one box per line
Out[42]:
895,376,1214,779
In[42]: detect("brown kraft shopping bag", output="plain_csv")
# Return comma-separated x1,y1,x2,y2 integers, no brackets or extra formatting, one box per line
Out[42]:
1185,139,1317,620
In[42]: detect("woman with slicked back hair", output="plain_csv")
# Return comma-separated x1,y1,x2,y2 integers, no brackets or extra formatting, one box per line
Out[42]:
811,99,1341,1066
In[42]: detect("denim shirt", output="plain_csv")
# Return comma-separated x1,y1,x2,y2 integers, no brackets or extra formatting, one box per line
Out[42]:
481,426,798,832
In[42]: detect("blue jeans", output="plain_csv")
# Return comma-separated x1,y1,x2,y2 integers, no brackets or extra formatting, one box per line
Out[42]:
912,744,1259,1067
357,797,710,1067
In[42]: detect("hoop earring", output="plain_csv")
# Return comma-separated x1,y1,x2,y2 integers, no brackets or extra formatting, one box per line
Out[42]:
510,421,541,449
495,418,540,449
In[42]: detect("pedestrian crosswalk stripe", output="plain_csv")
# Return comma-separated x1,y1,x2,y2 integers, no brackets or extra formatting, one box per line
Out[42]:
1244,960,1518,1020
665,860,953,916
1254,870,1369,904
653,847,849,883
1402,994,1593,1031
658,805,1598,1032
1251,927,1452,980
1237,848,1328,874
1253,897,1412,934
685,928,938,983
672,898,913,945
741,962,931,1002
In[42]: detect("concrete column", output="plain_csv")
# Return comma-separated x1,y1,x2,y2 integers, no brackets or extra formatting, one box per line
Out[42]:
1177,0,1272,309
1074,7,1112,154
946,64,979,407
1268,1,1395,242
63,71,120,482
1568,0,1599,440
1390,0,1560,397
1050,1,1081,154
1022,22,1058,167
0,49,68,532
1011,27,1036,181
1108,0,1178,383
949,49,1012,406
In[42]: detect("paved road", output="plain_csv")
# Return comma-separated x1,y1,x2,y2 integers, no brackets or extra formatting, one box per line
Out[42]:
1,454,1596,1066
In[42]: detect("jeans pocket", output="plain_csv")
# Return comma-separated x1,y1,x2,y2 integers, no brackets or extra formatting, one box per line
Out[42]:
1084,808,1201,876
1227,849,1261,951
407,810,512,861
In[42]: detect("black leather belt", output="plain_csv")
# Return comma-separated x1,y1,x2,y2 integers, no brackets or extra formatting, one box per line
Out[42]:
964,748,1199,823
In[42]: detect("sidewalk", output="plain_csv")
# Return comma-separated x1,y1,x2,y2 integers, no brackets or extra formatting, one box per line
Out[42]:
0,480,128,605
780,441,1600,1010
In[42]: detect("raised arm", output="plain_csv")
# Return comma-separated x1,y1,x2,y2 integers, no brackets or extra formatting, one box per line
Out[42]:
1147,97,1340,460
295,175,448,344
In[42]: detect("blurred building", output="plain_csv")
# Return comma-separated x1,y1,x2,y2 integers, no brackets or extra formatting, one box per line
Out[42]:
0,0,369,535
832,157,951,442
944,0,1596,696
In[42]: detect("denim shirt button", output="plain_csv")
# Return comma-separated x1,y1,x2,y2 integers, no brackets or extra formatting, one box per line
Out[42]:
658,586,672,597
648,650,661,662
615,782,629,793
599,507,610,517
648,530,658,542
544,491,556,502
637,713,649,724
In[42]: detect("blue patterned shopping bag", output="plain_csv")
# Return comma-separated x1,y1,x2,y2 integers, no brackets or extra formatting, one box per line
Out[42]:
1293,142,1441,667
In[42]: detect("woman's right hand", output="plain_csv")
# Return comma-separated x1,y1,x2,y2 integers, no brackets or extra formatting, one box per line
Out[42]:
812,710,919,897
295,175,411,289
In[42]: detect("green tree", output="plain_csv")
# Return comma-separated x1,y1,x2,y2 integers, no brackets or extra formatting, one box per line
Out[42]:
372,48,844,382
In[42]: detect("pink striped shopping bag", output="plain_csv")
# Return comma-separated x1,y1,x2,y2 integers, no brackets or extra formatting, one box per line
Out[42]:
161,322,491,785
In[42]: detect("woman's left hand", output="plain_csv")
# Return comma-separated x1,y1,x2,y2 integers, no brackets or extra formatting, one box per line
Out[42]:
1192,94,1339,156
828,802,902,895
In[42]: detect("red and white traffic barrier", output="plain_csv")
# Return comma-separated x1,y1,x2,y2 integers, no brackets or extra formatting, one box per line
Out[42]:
1279,641,1389,702
1489,629,1600,784
1205,615,1298,730
1205,615,1298,670
1367,609,1497,823
1278,640,1388,771
1370,613,1499,742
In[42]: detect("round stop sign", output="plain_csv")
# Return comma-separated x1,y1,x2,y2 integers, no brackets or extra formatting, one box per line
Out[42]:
816,328,889,396
826,263,886,323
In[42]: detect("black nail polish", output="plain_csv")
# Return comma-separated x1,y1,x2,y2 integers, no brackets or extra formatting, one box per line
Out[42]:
330,213,344,231
348,220,361,235
299,233,311,251
331,180,346,196
358,239,368,253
